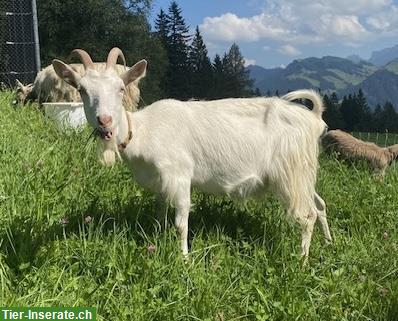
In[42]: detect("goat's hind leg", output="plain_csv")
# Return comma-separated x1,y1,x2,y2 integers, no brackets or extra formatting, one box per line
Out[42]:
299,207,318,258
314,193,332,243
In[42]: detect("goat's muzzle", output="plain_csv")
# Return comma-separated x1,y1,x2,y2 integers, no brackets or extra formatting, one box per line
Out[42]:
95,115,114,140
101,130,113,140
94,128,113,141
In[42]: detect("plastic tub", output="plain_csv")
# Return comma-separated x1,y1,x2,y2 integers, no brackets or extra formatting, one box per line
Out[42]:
43,102,87,129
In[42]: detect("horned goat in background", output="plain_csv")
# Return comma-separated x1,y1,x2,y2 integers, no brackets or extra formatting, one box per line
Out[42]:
323,129,398,177
14,62,143,111
52,48,332,259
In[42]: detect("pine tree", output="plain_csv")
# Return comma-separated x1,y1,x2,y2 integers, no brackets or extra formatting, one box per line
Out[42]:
211,54,225,99
253,88,262,97
380,102,398,132
356,89,372,131
341,94,355,131
153,8,171,97
373,104,383,132
224,43,253,97
154,9,170,47
188,26,213,98
166,1,191,99
323,93,345,129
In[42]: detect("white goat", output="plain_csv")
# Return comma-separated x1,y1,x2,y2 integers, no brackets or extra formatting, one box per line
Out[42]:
52,48,332,258
14,62,143,111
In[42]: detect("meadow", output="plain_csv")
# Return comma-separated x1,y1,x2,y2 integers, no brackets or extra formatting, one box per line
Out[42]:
0,90,397,320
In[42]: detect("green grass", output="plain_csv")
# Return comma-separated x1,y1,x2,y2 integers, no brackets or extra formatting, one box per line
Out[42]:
1,91,398,320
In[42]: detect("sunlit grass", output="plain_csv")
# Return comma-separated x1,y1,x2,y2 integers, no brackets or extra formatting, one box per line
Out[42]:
1,91,397,320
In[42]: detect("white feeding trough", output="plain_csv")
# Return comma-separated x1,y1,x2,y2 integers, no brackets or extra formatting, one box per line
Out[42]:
43,102,87,129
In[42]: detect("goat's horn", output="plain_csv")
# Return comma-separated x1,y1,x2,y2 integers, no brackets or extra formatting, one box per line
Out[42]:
67,49,94,70
106,47,126,70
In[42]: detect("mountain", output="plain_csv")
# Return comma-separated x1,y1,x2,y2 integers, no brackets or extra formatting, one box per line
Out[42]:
249,56,377,95
248,54,398,109
384,58,398,74
369,44,398,66
346,54,364,63
342,59,398,107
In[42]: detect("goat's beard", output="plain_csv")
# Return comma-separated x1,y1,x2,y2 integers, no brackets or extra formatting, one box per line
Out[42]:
96,136,120,166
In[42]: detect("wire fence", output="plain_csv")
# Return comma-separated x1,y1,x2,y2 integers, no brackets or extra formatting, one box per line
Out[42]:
352,131,398,147
0,0,40,87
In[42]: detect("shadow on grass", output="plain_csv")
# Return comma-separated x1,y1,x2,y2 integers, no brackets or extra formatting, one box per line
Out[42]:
387,296,398,321
1,189,289,273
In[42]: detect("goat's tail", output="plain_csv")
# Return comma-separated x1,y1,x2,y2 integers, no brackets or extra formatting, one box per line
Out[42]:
281,89,324,119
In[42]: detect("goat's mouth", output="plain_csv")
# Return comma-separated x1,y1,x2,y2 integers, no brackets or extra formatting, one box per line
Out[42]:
95,128,114,140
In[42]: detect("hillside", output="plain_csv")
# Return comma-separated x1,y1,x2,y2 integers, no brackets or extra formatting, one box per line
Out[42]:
369,44,398,66
249,56,377,96
344,68,398,107
248,54,398,108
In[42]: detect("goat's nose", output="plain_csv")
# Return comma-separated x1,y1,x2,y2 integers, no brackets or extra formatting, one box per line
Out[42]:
97,115,112,127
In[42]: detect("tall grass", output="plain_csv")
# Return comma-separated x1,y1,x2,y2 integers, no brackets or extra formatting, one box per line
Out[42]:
1,91,398,320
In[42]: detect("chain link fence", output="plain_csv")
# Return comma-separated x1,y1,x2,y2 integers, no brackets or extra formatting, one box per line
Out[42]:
0,0,40,87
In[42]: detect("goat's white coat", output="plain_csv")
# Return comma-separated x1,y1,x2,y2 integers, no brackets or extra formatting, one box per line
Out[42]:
53,53,331,258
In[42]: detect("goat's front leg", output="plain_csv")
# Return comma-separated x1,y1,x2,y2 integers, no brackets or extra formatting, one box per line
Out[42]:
155,194,169,230
174,188,191,256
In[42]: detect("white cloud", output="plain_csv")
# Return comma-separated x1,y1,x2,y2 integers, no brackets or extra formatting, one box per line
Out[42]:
201,12,291,43
199,0,398,48
278,45,301,56
365,6,398,32
244,58,256,66
317,15,368,40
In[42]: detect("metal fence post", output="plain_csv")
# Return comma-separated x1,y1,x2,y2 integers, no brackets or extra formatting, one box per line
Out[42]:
31,0,40,72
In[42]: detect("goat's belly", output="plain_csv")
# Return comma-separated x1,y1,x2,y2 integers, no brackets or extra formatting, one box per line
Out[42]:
193,174,266,199
126,157,162,193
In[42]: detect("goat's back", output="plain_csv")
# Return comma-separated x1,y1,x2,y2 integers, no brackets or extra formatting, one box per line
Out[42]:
128,97,326,198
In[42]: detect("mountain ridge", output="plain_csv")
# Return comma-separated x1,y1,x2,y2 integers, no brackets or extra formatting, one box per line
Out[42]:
247,50,398,109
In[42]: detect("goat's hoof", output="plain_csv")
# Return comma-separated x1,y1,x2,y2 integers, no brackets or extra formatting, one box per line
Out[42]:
301,255,309,267
324,237,333,245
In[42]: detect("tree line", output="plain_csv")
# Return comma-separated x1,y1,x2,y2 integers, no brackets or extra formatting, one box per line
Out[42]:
323,89,398,133
154,2,254,100
37,0,254,104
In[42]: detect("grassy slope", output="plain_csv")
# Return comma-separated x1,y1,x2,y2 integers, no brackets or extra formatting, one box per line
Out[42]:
1,91,398,320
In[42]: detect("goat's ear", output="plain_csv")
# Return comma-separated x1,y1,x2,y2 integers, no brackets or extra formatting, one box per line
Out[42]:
15,79,24,88
121,59,147,85
52,59,81,88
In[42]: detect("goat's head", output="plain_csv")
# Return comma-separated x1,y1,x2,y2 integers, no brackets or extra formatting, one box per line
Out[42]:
14,79,34,105
52,48,147,141
388,144,398,162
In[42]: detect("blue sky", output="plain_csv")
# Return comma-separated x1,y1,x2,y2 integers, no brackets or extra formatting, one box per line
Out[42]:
150,0,398,68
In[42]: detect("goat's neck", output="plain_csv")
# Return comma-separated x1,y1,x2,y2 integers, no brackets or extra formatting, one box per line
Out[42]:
115,107,132,147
